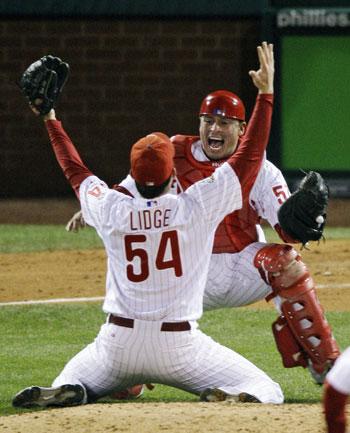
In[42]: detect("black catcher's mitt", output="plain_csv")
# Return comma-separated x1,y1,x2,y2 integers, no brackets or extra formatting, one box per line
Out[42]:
278,171,329,245
19,55,69,115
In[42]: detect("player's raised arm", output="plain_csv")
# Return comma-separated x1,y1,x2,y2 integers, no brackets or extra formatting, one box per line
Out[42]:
227,42,274,194
44,110,92,198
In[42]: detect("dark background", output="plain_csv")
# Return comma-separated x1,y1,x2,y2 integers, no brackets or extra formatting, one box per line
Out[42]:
0,18,260,197
0,0,349,199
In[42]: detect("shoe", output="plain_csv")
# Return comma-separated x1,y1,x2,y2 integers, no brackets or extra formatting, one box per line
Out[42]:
307,363,330,386
307,359,335,386
110,383,155,400
200,388,261,403
12,384,86,408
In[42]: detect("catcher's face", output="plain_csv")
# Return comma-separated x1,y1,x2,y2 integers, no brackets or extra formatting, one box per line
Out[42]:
199,115,246,160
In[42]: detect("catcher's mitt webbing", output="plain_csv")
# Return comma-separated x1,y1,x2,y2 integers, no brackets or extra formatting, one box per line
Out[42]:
278,171,328,245
19,55,69,115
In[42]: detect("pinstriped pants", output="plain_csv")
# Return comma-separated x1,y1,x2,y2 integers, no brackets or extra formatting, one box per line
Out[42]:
52,318,283,404
203,242,273,310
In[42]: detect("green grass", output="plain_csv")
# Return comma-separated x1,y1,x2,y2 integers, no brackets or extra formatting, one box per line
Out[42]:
0,304,349,415
0,225,102,253
263,225,350,243
0,224,350,253
0,225,349,254
322,226,350,239
0,225,349,415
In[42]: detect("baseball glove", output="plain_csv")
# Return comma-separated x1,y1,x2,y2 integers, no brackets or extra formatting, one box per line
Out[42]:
19,55,69,115
278,171,329,245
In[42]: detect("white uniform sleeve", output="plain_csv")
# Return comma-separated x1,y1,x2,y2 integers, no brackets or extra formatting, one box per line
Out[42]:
250,160,291,228
79,175,112,231
326,346,350,395
186,162,242,227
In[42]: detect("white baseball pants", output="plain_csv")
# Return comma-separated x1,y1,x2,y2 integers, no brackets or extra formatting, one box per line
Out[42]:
52,318,283,404
203,242,273,310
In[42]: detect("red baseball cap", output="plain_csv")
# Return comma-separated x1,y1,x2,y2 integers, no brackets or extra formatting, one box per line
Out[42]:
130,132,175,186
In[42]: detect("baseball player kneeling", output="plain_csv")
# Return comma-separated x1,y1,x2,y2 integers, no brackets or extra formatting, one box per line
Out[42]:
13,44,283,408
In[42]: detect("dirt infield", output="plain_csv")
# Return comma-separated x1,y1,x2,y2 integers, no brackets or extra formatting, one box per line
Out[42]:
1,206,349,432
0,402,330,433
1,239,349,310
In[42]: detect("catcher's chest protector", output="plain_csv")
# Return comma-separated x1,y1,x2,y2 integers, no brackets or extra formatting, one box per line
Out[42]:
172,135,260,253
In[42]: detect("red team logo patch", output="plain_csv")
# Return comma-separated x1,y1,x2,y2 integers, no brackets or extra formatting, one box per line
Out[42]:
88,185,102,197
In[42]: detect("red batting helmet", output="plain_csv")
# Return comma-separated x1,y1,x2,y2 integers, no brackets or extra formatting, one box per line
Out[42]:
199,90,245,121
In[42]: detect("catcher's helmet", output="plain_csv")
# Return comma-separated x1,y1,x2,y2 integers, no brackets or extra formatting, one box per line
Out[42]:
199,90,245,121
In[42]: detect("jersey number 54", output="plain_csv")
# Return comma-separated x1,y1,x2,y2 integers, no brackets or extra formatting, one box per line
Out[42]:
124,230,183,282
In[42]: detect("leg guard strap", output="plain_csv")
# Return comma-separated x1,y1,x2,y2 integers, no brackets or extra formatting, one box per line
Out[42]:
280,286,339,373
272,316,308,368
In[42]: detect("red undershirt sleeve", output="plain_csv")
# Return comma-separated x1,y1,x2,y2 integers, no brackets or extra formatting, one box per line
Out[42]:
274,223,299,244
45,120,93,199
111,184,134,198
227,94,273,197
323,381,348,433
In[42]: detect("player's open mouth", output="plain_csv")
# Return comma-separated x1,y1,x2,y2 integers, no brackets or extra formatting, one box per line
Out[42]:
208,137,224,150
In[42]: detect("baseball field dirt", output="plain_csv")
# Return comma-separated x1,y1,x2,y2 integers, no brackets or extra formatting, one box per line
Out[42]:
1,239,349,432
1,238,350,310
0,199,349,433
0,402,331,433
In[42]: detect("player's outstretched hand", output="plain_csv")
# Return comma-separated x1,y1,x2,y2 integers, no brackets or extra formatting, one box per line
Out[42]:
43,109,57,121
248,42,274,94
30,106,57,121
66,210,86,232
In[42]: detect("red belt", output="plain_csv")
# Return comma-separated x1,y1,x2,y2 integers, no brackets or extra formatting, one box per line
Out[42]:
108,314,191,332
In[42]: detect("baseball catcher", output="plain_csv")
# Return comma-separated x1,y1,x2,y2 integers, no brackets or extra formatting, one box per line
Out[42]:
278,171,328,245
22,46,339,396
19,55,69,115
64,45,339,386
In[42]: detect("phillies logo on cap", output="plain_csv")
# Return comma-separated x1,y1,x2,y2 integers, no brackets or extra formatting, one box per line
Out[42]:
213,108,225,116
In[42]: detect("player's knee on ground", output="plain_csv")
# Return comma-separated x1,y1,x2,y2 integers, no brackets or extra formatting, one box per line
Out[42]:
255,379,284,404
239,377,284,404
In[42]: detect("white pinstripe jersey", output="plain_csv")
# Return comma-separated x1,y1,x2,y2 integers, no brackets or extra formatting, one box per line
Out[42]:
326,346,350,395
120,151,290,240
189,140,290,231
80,163,242,321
